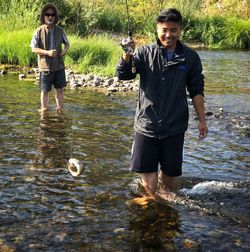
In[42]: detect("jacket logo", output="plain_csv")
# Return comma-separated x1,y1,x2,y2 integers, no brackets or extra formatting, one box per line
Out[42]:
178,64,186,71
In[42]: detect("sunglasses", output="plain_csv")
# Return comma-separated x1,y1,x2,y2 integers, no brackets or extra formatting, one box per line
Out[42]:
45,13,55,17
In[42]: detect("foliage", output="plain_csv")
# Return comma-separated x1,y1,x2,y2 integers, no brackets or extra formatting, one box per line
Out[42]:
182,16,225,45
63,0,101,35
65,35,121,76
219,18,250,49
182,16,250,49
0,0,42,30
202,0,249,19
0,29,36,66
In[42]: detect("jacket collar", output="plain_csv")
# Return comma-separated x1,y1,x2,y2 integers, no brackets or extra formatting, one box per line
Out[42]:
156,39,185,67
156,39,184,54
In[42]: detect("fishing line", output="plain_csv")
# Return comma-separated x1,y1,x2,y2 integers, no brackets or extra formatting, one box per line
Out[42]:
67,105,84,177
125,0,132,38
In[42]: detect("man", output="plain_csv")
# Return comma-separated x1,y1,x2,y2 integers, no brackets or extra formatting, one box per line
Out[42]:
30,3,70,113
116,8,208,197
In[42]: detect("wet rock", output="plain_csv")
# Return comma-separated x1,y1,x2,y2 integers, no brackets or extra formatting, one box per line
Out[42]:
0,70,7,75
187,98,193,105
104,78,114,87
107,86,118,92
27,69,34,74
18,73,26,80
86,75,94,81
205,111,213,116
214,107,225,119
93,77,103,87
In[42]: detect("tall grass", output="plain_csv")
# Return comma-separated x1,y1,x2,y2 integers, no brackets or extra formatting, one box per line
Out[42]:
219,18,250,49
0,29,36,66
0,0,42,31
182,16,250,49
66,35,122,76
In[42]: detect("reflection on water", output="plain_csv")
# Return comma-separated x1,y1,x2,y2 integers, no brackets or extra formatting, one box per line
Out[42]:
31,113,72,169
0,49,250,251
127,199,180,251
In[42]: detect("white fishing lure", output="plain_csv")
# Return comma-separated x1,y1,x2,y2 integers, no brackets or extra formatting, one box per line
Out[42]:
67,158,84,177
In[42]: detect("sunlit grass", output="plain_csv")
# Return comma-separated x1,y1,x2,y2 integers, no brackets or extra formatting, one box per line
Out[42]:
65,35,122,76
0,29,36,66
219,18,250,49
182,16,250,49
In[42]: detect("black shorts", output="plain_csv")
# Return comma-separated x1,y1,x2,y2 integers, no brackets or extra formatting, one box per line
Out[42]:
40,68,67,92
130,132,185,176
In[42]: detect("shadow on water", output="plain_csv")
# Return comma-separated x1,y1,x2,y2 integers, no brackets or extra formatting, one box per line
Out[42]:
0,49,250,251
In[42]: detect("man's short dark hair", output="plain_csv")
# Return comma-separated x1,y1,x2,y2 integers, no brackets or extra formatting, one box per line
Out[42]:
156,8,182,25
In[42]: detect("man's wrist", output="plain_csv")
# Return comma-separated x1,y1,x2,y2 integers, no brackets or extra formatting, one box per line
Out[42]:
122,52,131,63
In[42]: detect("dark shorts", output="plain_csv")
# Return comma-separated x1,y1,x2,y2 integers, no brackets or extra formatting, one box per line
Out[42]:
40,68,67,92
130,132,185,176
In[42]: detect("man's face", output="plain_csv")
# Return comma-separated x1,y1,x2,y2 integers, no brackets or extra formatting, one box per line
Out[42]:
44,8,56,25
157,21,181,49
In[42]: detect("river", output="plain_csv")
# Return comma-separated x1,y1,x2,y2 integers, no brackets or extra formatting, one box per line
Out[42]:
0,49,249,251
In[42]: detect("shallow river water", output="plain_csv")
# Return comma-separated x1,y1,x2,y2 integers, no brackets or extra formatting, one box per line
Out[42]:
0,49,249,251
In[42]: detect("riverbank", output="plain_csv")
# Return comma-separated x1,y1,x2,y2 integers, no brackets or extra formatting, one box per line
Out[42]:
0,65,139,95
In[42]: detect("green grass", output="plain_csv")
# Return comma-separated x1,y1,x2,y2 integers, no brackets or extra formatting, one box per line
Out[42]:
65,35,122,76
182,16,250,49
219,18,250,49
0,29,36,66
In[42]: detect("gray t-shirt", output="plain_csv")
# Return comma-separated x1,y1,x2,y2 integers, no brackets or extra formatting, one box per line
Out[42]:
30,29,69,50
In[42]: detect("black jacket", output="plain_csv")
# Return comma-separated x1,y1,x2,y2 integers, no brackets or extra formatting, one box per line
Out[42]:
116,40,204,139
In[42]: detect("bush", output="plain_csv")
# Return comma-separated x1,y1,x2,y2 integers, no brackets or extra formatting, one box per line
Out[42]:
0,29,36,66
219,18,250,49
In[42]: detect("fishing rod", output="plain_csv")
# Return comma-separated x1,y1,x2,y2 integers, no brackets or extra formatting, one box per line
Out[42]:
125,0,132,38
121,0,136,73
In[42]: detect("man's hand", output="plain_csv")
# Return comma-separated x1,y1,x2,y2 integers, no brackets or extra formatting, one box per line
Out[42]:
47,49,57,57
192,94,208,140
121,38,135,53
60,49,66,57
121,38,136,63
198,121,208,140
60,43,70,57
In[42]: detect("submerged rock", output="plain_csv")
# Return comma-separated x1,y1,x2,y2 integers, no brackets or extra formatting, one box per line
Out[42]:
0,70,7,75
18,73,26,80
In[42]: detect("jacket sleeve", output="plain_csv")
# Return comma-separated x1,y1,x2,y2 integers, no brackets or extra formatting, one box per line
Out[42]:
116,56,137,80
116,45,146,80
187,51,204,98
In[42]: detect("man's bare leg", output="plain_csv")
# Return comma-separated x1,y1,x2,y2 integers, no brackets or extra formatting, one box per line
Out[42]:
141,172,158,196
40,91,49,111
55,88,64,111
159,171,175,192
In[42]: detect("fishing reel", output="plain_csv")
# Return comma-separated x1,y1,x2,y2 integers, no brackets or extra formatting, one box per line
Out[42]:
120,36,136,73
120,37,134,54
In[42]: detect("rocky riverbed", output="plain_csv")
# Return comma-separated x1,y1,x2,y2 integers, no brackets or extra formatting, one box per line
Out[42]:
64,69,139,94
1,66,139,95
